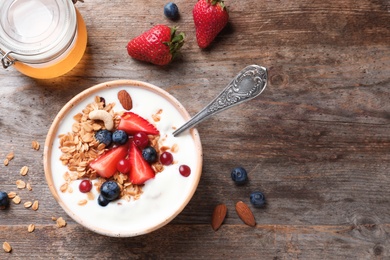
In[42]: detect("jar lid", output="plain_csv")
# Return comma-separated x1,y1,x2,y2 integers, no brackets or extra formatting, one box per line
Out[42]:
0,0,77,64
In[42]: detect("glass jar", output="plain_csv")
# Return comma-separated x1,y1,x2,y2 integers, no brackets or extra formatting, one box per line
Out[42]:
0,0,87,79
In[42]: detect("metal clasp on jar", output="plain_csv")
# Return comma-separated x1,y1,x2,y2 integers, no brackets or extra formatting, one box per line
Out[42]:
1,51,15,69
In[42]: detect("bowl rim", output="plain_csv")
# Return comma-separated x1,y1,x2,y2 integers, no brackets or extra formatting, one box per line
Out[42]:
43,79,203,237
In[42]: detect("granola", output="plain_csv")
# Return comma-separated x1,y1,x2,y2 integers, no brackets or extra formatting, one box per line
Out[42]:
57,96,166,203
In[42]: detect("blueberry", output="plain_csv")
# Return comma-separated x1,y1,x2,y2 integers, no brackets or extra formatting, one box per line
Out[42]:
112,130,128,145
95,129,112,146
97,194,110,207
100,181,120,201
142,146,158,164
164,2,179,20
250,191,266,208
231,167,248,185
0,191,9,209
99,97,106,107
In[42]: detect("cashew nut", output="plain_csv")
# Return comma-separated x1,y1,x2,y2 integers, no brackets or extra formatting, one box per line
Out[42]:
88,110,114,131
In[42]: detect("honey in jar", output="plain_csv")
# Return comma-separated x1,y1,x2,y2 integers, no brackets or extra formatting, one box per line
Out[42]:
0,0,87,79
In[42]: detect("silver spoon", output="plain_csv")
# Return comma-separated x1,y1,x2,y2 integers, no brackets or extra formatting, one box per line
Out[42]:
173,64,268,137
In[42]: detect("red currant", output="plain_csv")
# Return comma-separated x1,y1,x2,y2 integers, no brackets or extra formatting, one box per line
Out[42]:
179,165,191,177
79,180,92,193
160,151,173,166
133,132,149,149
117,158,131,174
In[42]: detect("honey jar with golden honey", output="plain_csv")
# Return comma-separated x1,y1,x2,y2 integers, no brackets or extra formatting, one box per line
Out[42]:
0,0,87,79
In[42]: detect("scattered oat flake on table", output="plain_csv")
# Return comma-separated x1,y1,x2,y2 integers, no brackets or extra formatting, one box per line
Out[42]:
7,192,16,199
31,200,39,211
3,158,9,166
16,180,26,189
4,152,14,166
32,140,40,150
28,224,35,233
20,166,29,176
6,152,14,160
56,217,67,228
3,242,12,253
12,195,21,204
26,183,32,191
24,201,32,208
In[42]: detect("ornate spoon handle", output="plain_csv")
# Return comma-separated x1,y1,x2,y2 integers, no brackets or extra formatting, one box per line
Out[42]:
173,65,268,137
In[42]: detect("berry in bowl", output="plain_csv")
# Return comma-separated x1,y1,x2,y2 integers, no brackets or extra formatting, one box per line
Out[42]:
44,80,202,237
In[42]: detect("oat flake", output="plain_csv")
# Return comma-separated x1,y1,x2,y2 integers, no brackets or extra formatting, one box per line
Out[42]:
28,224,35,233
7,192,16,199
171,143,179,153
78,199,88,206
6,152,14,160
56,217,67,228
12,195,21,204
24,201,32,208
60,183,68,193
16,180,26,189
2,242,11,253
31,200,39,211
20,166,29,176
32,140,40,150
87,192,94,200
3,158,9,166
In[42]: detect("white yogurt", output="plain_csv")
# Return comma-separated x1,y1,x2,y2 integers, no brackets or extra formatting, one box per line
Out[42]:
48,82,202,237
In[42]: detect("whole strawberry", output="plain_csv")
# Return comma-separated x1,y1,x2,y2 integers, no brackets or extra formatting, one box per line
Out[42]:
193,0,229,49
127,25,185,65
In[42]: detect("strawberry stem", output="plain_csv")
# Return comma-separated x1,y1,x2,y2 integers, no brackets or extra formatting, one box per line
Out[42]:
210,0,226,9
164,27,185,60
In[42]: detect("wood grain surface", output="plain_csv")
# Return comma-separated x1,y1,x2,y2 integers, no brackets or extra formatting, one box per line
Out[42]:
0,0,389,259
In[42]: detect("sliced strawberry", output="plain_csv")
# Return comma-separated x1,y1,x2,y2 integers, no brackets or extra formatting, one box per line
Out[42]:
89,144,128,178
128,141,155,185
117,112,159,135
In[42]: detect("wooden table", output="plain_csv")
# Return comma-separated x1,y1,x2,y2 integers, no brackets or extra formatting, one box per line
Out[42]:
1,0,389,258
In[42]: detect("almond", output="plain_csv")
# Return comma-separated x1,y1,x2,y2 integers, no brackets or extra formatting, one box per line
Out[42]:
118,90,133,110
235,201,256,227
211,204,227,231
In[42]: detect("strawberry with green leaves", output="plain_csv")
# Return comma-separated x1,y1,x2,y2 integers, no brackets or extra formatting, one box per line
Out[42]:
193,0,229,49
126,25,185,65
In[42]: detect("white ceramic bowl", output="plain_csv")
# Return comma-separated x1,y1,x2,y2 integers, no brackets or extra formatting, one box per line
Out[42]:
44,80,202,237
